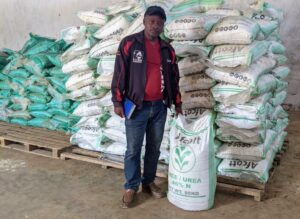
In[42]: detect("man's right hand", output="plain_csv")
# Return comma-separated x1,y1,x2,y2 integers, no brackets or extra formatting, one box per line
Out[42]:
114,106,124,118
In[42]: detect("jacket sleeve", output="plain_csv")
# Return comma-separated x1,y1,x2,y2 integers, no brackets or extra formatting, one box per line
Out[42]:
111,38,130,107
171,48,182,108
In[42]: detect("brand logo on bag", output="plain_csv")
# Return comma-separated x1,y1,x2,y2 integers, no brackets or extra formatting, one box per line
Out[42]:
133,50,143,63
171,145,196,173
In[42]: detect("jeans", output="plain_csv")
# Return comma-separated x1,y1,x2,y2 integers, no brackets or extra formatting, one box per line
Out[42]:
124,100,167,191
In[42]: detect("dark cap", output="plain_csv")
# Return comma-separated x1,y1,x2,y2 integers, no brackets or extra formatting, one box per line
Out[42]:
144,6,166,21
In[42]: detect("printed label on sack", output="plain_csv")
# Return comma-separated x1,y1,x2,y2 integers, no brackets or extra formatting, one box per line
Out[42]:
229,160,258,169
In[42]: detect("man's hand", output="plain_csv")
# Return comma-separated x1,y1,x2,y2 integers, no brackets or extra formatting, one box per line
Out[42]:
114,106,124,118
175,106,183,116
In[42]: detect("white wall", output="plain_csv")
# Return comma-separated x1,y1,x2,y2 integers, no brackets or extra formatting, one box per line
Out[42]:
1,0,300,107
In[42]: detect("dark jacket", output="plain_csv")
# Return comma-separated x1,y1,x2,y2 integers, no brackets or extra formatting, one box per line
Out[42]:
111,31,181,108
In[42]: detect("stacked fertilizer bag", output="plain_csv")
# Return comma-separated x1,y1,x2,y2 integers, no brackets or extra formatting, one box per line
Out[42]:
203,2,289,184
0,33,80,132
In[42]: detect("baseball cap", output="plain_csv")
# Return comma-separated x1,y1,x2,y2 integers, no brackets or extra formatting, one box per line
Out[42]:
144,6,166,21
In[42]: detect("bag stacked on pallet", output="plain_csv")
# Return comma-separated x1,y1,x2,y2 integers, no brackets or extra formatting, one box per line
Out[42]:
0,34,79,131
204,3,288,183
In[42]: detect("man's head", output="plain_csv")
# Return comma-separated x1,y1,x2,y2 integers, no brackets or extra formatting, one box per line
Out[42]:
143,6,166,40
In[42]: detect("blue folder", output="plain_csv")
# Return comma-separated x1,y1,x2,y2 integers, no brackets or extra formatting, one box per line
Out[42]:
123,97,136,119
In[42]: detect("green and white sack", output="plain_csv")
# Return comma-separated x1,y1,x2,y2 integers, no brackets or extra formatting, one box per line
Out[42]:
205,16,260,45
216,129,276,161
67,83,109,101
121,14,144,38
178,56,206,76
97,55,116,75
205,8,241,16
95,72,113,89
182,107,208,120
170,0,223,14
168,111,216,211
104,142,126,156
165,14,220,40
94,14,133,39
77,9,110,25
180,73,216,91
206,56,276,87
272,131,287,153
62,55,94,74
271,90,287,106
89,37,120,58
209,41,270,68
182,90,215,109
216,126,266,144
72,98,104,117
217,149,276,183
65,70,96,91
171,40,212,57
60,26,87,44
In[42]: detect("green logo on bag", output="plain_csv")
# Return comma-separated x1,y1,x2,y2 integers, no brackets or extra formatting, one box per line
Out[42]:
172,145,196,173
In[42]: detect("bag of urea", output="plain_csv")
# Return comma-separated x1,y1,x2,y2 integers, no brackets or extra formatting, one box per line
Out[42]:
168,111,216,211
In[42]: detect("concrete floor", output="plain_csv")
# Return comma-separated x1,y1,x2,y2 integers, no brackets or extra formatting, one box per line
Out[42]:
0,113,300,219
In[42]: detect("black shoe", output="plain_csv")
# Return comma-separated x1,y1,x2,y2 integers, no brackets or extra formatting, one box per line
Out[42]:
142,182,166,198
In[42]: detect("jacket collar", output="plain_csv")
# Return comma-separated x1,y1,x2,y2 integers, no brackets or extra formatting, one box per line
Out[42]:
135,30,169,49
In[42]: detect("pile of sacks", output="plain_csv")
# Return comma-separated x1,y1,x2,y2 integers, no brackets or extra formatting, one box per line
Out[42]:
203,3,289,183
0,34,79,131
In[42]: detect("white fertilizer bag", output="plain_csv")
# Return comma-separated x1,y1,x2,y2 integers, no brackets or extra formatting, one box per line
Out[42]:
170,0,223,13
65,70,95,91
215,113,266,130
77,9,110,25
103,128,126,144
214,92,273,120
271,90,287,107
205,16,260,45
97,55,116,75
171,40,213,58
105,142,127,156
211,82,252,105
94,14,132,39
61,38,93,63
72,99,104,117
121,14,144,38
217,149,276,183
71,116,107,152
95,72,113,89
178,56,206,76
271,105,288,120
205,9,241,17
105,115,125,132
165,14,220,40
180,73,216,91
272,131,287,153
168,111,216,211
67,84,109,101
206,56,276,87
216,127,266,144
62,55,92,74
60,26,87,44
182,90,215,109
216,129,276,161
209,41,270,68
89,37,120,58
182,107,208,120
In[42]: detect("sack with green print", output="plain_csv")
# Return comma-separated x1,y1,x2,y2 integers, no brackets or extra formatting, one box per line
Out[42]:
216,126,266,144
205,16,260,45
170,0,223,14
217,149,276,183
216,129,276,161
209,41,270,68
271,90,287,106
171,40,213,58
168,111,217,211
206,56,276,87
165,14,221,40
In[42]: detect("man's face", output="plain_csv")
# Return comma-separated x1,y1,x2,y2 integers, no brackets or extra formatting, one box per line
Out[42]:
143,15,164,39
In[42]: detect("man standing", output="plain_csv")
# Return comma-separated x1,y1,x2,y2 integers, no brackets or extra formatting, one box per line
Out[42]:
111,6,182,208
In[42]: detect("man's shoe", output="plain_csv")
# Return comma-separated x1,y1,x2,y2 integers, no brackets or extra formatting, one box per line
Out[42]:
121,189,136,209
142,182,166,198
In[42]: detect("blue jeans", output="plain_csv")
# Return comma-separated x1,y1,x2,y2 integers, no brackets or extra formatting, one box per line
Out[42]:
124,100,167,191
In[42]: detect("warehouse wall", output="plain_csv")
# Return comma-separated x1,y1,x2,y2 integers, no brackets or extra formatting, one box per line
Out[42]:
0,0,299,107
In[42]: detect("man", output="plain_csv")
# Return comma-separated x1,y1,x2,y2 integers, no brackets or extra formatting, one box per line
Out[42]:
111,6,182,208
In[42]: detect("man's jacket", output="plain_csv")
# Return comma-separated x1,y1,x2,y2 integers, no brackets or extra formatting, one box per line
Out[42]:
111,31,181,108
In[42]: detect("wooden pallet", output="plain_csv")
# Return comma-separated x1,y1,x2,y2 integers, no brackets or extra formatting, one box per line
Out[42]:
0,122,72,159
217,140,289,201
60,146,168,178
